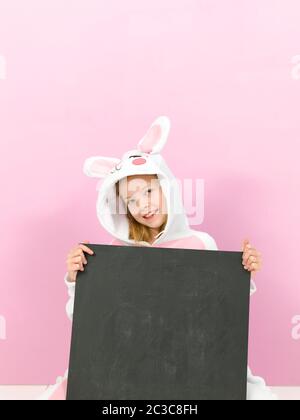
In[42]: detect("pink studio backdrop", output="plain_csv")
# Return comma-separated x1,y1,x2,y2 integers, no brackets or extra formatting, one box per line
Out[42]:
0,0,299,385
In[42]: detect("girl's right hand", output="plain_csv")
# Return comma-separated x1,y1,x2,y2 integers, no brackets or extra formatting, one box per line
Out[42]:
66,240,94,283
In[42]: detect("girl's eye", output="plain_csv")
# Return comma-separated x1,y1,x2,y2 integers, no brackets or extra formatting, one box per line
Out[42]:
127,188,153,205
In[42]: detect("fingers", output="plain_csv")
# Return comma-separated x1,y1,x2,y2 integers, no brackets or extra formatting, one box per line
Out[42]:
71,251,88,264
78,243,94,255
242,238,250,251
67,259,84,272
244,258,262,271
246,262,261,277
242,250,262,272
242,249,261,265
73,255,86,267
66,241,95,277
242,239,254,268
67,250,87,265
241,239,262,272
248,262,261,271
68,244,94,260
70,263,83,272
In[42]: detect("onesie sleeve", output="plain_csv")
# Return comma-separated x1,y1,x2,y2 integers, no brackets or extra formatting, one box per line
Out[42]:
64,272,76,321
250,278,257,296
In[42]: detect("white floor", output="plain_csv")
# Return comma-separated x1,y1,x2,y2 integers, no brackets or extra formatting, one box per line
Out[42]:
0,386,299,400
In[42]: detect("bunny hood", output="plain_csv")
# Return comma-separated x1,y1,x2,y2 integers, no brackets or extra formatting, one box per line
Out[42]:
83,116,216,249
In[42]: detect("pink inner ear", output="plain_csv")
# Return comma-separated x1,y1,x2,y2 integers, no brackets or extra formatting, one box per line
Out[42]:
94,159,117,175
139,124,162,153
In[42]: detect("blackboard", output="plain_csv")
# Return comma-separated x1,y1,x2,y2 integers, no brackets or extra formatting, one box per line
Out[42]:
66,244,250,400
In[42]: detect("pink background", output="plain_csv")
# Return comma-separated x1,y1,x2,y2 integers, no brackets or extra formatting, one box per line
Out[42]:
0,0,299,385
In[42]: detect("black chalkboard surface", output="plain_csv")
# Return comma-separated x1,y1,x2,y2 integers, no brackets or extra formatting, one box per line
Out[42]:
66,244,250,400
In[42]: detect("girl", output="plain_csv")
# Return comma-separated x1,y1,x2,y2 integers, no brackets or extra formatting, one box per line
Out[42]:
40,116,277,400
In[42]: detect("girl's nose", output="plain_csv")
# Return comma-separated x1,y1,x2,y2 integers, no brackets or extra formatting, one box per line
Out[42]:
132,158,146,165
141,198,152,212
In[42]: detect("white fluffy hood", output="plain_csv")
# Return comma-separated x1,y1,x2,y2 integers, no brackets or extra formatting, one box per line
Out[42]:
83,116,193,246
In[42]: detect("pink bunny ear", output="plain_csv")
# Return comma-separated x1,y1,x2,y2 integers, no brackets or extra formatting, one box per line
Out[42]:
83,156,120,178
137,116,171,154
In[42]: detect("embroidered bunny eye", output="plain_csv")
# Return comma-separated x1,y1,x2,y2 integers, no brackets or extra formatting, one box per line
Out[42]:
110,162,122,174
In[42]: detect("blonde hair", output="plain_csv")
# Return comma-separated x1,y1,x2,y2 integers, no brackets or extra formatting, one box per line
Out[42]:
115,175,168,244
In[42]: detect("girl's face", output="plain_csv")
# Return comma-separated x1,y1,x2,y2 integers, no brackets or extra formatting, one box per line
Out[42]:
119,175,168,229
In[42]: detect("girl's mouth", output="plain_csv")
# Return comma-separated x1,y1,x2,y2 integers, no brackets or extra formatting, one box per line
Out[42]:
142,209,158,220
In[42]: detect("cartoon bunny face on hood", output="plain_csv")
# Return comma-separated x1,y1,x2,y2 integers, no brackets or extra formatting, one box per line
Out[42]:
83,116,192,246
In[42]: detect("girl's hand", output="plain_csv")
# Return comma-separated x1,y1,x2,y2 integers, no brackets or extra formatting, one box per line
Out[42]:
66,240,94,283
242,239,262,276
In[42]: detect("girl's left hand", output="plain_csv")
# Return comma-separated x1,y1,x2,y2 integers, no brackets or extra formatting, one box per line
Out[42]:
242,239,262,276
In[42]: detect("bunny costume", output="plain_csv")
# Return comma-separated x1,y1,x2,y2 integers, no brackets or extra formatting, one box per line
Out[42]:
39,117,277,400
